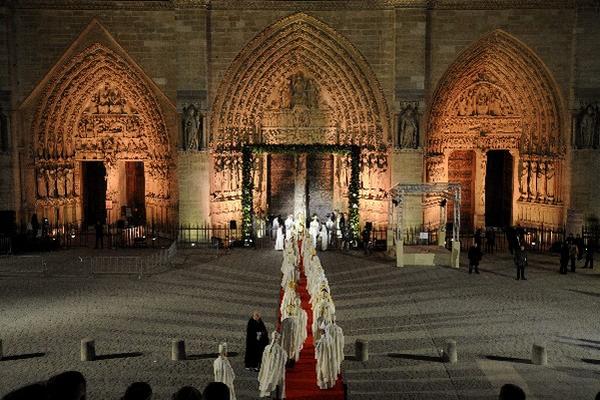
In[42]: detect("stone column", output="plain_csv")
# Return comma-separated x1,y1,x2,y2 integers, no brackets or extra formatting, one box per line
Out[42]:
474,149,487,229
294,154,307,219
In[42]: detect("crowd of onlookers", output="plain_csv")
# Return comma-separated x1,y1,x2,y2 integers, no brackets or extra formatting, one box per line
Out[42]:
1,370,232,400
2,370,599,399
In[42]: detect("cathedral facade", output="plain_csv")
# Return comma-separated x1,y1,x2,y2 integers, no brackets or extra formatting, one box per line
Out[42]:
0,0,599,232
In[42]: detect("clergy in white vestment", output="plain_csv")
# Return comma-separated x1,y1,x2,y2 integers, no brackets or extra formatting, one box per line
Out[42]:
309,216,320,248
280,316,300,362
329,321,345,375
275,224,284,251
326,215,335,245
293,298,308,349
280,262,298,289
258,332,288,398
279,281,298,318
315,327,338,389
214,342,236,400
319,223,328,251
284,215,294,240
272,216,280,240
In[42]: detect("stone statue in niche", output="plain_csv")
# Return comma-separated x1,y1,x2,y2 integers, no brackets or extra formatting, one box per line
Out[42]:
397,104,419,148
182,104,201,151
546,161,555,201
65,169,74,196
37,168,47,198
528,161,537,200
518,160,529,199
575,103,599,149
56,168,65,197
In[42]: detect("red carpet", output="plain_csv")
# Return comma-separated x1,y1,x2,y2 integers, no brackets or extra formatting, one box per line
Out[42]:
283,246,345,400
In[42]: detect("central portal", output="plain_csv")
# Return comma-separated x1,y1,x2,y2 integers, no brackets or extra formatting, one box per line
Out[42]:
266,152,334,219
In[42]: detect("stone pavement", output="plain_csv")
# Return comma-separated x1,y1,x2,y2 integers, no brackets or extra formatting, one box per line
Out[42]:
0,248,599,399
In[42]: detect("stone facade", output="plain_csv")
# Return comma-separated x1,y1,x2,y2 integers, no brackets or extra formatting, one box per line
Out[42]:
1,0,599,230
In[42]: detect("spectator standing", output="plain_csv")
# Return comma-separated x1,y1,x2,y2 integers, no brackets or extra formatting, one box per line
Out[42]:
468,243,482,274
514,245,528,280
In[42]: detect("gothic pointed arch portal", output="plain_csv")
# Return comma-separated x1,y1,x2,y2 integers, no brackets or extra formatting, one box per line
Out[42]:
210,12,391,227
30,43,175,226
426,30,566,229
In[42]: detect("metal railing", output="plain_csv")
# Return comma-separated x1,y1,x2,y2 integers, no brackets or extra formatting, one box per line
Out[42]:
0,255,47,275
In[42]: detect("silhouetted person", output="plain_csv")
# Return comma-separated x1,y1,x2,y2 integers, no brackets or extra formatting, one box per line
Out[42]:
1,382,47,400
486,228,496,254
362,227,372,255
468,243,482,274
583,240,595,269
559,241,569,275
499,383,526,400
569,241,578,272
94,220,104,249
514,245,527,280
474,228,482,248
172,386,202,400
46,371,86,400
245,310,269,370
202,382,229,400
122,382,152,400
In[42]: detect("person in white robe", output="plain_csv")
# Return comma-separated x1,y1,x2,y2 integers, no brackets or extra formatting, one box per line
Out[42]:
275,222,284,251
258,332,288,398
279,281,298,318
293,298,308,350
315,326,338,389
271,216,280,240
213,342,236,400
326,215,335,246
329,320,345,375
280,315,300,362
319,223,328,251
284,215,294,241
280,261,298,289
309,216,320,248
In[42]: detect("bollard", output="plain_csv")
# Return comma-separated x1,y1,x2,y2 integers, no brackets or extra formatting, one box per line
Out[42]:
80,338,95,361
531,343,547,365
444,340,457,364
171,339,186,361
355,339,368,362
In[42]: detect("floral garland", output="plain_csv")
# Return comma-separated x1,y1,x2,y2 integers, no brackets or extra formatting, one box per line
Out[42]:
241,144,361,246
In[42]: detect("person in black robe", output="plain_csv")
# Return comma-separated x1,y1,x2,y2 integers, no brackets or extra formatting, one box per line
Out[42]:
244,311,269,371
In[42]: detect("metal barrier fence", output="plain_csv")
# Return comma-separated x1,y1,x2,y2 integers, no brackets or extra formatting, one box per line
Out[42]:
0,255,47,275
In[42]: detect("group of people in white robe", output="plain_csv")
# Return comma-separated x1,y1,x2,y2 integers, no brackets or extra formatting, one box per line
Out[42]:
273,213,348,252
212,217,344,400
305,243,345,390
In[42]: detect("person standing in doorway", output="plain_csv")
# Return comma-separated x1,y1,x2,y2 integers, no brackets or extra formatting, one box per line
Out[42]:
94,220,104,249
514,245,527,280
468,242,482,274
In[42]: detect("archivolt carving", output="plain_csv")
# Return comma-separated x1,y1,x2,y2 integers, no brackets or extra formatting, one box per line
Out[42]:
211,12,390,150
31,43,173,217
427,30,564,157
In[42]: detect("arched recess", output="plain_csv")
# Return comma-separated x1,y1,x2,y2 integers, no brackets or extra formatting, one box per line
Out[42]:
20,21,177,226
210,12,391,226
426,30,566,229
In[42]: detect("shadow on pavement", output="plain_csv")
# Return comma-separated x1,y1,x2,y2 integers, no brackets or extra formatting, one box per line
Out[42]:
388,353,444,363
187,351,238,360
484,355,531,364
0,352,46,361
95,352,143,360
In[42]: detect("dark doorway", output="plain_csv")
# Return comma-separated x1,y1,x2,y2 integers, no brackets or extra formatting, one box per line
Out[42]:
267,154,296,218
485,150,513,227
307,153,333,219
82,161,106,227
125,161,146,224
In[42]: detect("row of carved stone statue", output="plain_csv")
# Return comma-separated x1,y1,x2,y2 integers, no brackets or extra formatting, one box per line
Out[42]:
518,159,557,203
37,167,75,199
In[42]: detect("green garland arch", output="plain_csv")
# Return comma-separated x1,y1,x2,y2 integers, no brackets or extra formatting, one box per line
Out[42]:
241,144,361,247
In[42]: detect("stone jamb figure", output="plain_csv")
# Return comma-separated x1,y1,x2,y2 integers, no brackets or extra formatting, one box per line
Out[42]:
398,103,419,149
576,103,599,149
182,104,201,151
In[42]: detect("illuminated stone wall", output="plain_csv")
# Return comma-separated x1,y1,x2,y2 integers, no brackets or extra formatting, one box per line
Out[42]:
1,0,599,230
